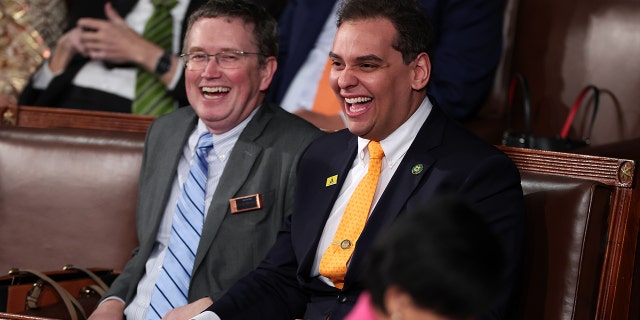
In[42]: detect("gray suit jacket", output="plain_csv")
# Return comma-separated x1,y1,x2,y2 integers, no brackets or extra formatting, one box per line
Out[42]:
105,103,323,304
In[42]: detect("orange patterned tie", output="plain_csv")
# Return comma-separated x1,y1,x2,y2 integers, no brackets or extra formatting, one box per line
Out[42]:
319,141,384,289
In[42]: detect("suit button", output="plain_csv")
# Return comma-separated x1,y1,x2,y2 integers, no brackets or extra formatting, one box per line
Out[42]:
337,295,348,303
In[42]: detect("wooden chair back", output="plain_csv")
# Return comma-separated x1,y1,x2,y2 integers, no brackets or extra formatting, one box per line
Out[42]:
1,105,154,134
498,145,639,319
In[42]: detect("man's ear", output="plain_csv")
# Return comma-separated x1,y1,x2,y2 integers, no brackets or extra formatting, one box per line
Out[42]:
411,52,431,91
260,56,278,92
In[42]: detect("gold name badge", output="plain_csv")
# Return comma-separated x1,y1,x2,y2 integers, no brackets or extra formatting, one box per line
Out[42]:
229,194,263,214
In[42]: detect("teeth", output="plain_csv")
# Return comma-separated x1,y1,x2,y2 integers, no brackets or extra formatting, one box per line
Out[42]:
344,97,372,104
349,104,367,113
202,87,230,93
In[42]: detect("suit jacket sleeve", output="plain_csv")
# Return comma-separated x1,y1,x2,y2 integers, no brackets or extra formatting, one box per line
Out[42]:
206,215,310,319
455,152,525,320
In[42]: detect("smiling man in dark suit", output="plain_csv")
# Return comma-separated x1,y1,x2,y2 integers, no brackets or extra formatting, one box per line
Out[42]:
194,0,525,319
86,1,322,320
267,0,504,131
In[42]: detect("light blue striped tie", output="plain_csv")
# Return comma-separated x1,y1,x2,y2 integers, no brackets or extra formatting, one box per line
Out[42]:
147,132,213,320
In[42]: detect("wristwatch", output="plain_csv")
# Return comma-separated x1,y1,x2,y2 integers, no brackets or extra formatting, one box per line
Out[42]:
155,51,172,75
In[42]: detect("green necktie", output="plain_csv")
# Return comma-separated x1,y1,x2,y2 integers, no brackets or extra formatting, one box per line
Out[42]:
132,0,178,116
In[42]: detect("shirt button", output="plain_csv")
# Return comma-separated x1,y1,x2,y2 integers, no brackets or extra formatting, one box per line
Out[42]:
337,295,348,303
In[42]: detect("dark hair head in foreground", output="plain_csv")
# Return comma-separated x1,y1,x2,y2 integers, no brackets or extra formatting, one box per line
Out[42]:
364,195,505,318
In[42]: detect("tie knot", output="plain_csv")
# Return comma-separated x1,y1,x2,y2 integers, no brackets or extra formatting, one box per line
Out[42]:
367,141,384,160
197,132,214,150
152,0,178,9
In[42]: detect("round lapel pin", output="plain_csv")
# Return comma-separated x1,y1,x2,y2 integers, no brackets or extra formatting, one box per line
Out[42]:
411,164,424,175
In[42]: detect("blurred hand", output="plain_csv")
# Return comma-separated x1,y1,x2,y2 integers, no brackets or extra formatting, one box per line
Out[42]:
77,2,160,65
58,26,87,56
162,297,214,320
49,26,86,73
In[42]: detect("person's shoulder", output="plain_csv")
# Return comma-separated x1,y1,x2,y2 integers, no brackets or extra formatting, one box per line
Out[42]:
303,128,353,152
250,103,325,152
154,106,195,123
430,108,501,154
266,103,324,137
423,108,513,167
146,106,195,136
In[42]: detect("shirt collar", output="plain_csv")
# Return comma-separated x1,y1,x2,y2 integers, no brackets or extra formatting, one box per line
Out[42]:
192,105,261,150
356,97,433,166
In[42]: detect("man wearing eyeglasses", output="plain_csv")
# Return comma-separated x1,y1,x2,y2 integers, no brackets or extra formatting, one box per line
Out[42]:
87,1,323,320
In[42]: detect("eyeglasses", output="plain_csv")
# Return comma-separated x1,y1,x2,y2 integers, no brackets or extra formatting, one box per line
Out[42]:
180,51,263,70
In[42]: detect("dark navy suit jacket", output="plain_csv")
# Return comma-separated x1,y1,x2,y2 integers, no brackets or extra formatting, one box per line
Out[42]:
206,103,525,319
18,0,206,111
267,0,505,121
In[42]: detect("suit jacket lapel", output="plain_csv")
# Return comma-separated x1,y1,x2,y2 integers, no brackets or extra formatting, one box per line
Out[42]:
297,132,358,275
193,106,272,272
137,108,197,257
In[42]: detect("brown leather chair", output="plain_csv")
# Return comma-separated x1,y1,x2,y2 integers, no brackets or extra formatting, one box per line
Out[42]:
499,146,639,319
0,126,145,272
1,115,638,319
515,173,610,318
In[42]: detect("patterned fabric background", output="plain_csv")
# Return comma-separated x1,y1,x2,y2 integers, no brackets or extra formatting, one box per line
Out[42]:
0,0,67,102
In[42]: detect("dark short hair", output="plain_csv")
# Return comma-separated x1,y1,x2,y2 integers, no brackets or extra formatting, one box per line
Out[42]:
183,0,278,65
336,0,432,64
363,195,505,318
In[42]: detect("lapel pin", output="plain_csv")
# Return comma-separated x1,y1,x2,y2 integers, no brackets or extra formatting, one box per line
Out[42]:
411,164,424,175
326,175,338,187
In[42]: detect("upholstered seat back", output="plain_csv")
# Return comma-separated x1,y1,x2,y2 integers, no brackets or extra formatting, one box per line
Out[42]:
0,126,144,272
514,172,611,319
